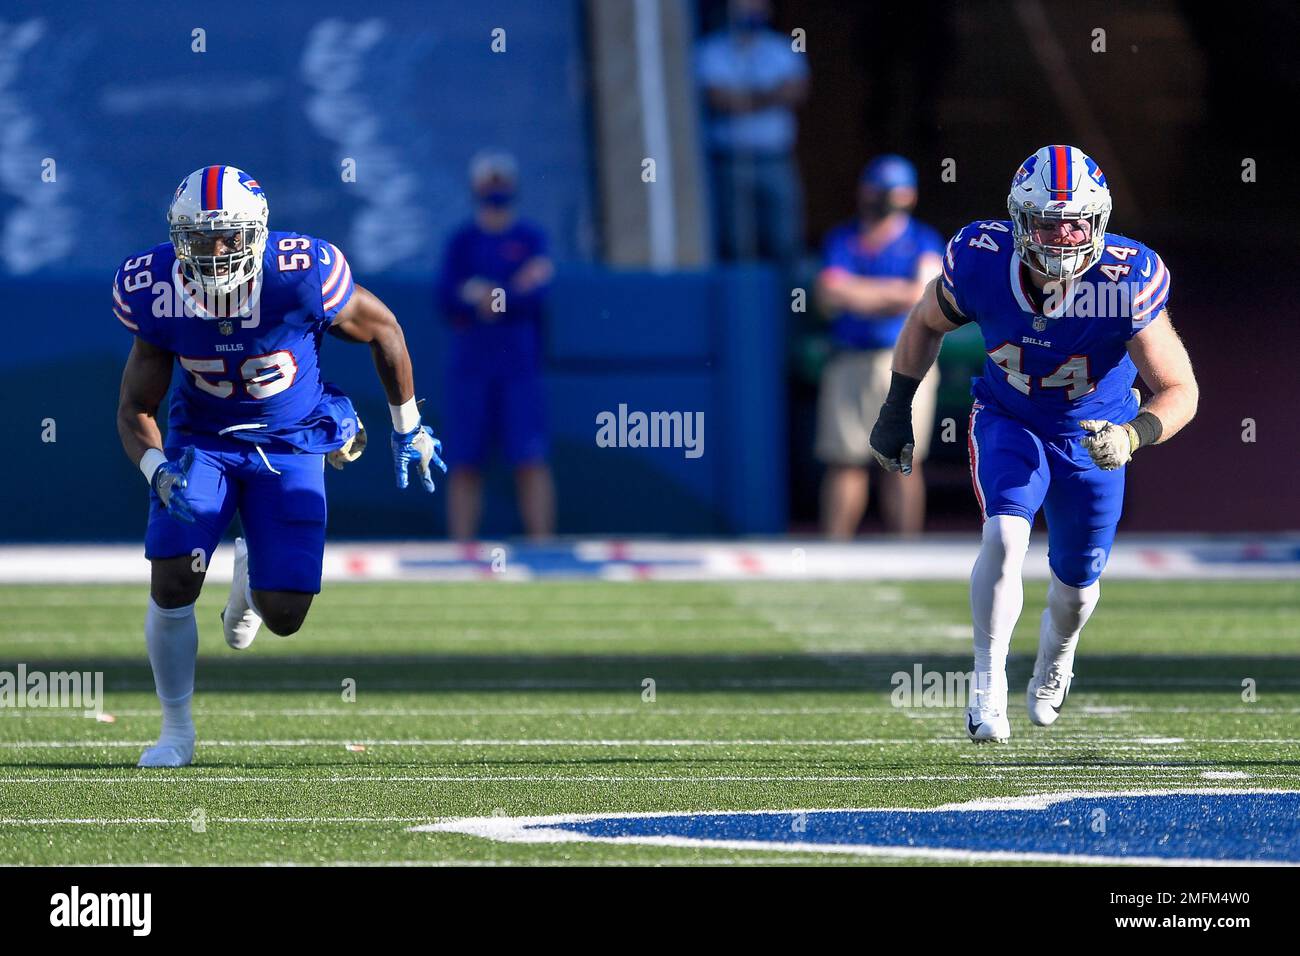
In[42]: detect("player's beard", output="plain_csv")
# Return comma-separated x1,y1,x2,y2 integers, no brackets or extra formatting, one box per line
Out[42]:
1033,244,1094,281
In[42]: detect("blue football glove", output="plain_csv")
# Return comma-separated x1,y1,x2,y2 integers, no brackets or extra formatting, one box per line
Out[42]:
151,446,196,523
391,425,447,493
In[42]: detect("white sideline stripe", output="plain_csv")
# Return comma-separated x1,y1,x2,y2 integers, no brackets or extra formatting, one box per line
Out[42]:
1,536,1295,582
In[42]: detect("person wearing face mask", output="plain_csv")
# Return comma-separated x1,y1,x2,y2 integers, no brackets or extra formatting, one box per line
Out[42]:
695,0,809,266
436,151,556,540
814,155,944,538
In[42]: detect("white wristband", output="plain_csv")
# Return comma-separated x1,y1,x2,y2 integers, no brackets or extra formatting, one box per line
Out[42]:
139,448,167,485
389,398,420,434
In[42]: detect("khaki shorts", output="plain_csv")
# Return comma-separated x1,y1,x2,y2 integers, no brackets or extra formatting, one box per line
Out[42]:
815,349,940,466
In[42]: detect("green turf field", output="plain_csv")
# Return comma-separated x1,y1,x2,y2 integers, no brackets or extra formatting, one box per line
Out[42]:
0,579,1296,865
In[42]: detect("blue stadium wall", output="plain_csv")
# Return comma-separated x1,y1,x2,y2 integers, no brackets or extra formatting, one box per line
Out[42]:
0,0,597,274
1,267,787,540
0,1,789,540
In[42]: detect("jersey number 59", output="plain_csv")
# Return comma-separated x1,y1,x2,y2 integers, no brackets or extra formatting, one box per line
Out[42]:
179,351,298,400
276,236,312,272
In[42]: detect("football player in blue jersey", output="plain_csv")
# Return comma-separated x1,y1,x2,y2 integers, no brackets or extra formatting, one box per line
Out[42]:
868,145,1199,743
114,166,447,767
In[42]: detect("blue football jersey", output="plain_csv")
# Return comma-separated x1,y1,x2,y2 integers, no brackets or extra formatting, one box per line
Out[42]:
941,220,1170,435
113,231,358,452
821,217,945,350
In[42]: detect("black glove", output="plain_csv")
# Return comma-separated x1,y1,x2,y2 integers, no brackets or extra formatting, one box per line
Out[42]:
869,372,922,475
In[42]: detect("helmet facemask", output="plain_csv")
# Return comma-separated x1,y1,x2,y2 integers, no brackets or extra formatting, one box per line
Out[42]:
170,219,267,296
1008,200,1110,282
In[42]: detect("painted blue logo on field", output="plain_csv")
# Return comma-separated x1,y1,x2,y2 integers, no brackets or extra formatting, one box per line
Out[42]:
417,790,1300,864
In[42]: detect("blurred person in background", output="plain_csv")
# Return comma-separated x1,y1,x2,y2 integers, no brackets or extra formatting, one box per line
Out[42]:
815,155,943,538
438,151,556,540
696,0,809,267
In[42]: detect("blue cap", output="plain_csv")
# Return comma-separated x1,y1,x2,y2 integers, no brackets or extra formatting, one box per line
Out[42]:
860,154,917,191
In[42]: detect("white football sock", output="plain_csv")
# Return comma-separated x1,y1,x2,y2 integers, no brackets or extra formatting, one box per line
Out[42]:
1036,573,1100,677
243,579,261,617
144,598,197,745
969,515,1031,711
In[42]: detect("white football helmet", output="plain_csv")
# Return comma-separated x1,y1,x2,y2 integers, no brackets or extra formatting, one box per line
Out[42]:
168,166,269,295
1007,145,1111,281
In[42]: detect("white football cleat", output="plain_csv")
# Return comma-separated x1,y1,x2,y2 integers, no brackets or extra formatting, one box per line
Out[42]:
1026,667,1073,727
137,734,194,768
965,705,1011,743
221,537,262,650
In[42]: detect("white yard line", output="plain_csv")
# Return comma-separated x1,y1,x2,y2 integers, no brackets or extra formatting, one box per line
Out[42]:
3,771,1275,785
22,676,1297,692
2,735,1296,749
0,816,435,826
11,704,1300,720
1,857,867,867
0,706,948,719
0,737,940,748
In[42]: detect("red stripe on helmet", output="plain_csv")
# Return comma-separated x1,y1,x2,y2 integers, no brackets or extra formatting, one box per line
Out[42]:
1051,145,1071,197
202,165,221,210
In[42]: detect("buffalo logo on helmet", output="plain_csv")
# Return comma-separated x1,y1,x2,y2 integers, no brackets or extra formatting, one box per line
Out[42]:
1084,156,1108,187
1012,155,1037,186
237,170,265,198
